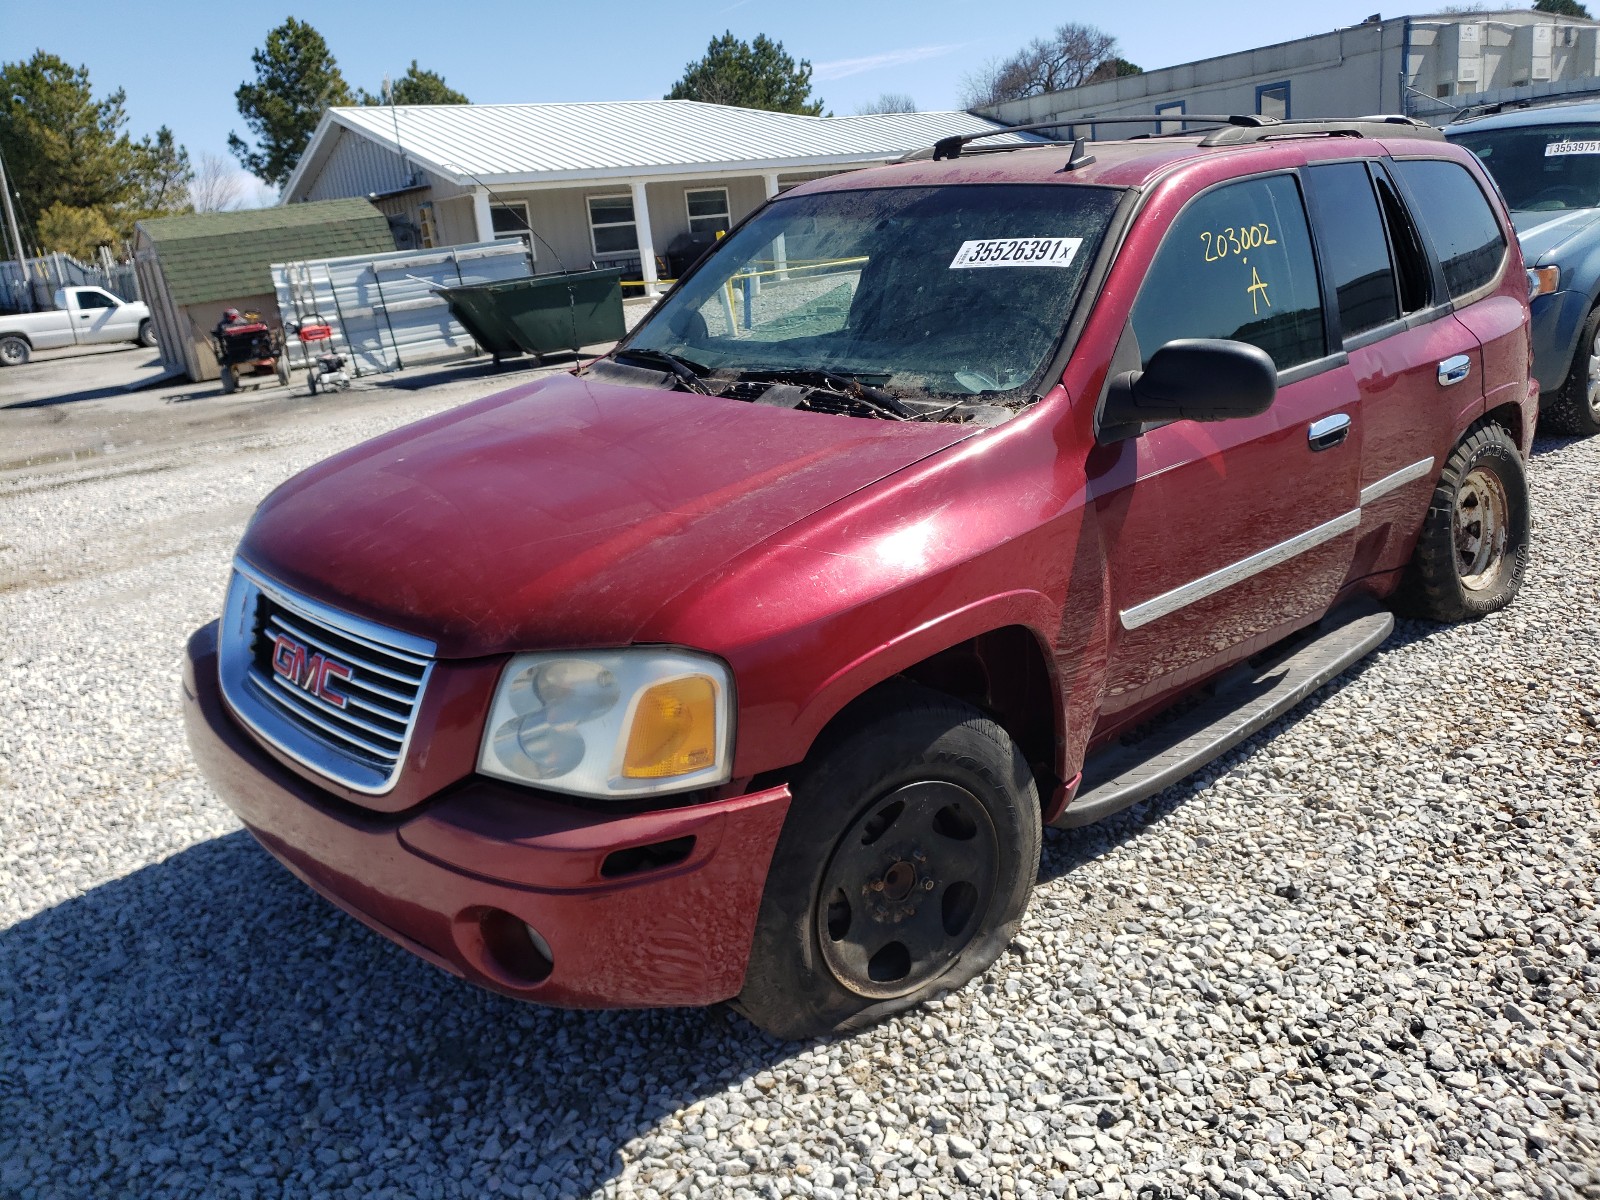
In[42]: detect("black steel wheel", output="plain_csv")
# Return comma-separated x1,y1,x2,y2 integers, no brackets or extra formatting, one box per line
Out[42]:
736,681,1040,1040
815,780,1001,1000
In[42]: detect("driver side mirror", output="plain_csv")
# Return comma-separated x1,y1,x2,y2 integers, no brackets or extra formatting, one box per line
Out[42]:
1099,338,1277,441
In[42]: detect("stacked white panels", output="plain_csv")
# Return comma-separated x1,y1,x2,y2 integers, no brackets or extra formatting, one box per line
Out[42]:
272,240,532,377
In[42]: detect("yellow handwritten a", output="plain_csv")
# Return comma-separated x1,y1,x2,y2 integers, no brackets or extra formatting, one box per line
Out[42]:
1247,268,1271,315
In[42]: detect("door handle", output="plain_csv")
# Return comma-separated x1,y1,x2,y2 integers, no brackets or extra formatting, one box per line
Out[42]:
1438,354,1471,386
1308,412,1351,452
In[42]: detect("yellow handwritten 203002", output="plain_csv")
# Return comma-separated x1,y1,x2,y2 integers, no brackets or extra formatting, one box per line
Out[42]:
1200,224,1277,262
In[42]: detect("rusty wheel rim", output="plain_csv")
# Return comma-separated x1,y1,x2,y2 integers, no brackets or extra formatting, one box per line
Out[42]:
815,780,999,1000
1455,465,1509,591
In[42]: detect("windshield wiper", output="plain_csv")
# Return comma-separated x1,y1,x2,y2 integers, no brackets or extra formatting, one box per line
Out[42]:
738,368,915,420
612,347,713,395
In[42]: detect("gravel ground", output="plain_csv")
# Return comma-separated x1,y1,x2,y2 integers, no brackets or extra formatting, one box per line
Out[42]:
2,387,1598,1200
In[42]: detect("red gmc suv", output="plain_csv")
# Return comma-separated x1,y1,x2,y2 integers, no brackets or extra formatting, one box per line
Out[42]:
184,116,1536,1039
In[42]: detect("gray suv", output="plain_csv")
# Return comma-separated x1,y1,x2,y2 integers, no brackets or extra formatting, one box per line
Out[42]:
1449,98,1600,437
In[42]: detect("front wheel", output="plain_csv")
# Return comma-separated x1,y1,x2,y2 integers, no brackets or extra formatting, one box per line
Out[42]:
137,319,157,349
1546,304,1600,438
1394,423,1530,622
735,683,1040,1040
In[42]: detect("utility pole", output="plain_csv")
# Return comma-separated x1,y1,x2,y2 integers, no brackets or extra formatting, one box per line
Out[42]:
0,144,26,265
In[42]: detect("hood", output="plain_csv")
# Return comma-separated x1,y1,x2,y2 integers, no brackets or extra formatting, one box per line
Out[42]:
240,372,971,658
1511,206,1600,266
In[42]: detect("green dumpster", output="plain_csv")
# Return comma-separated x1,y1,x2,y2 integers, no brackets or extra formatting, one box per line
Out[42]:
435,268,627,363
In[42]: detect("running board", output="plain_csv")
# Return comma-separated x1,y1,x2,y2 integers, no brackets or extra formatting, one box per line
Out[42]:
1053,598,1394,829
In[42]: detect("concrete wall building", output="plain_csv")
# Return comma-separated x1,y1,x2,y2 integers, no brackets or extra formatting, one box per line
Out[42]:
281,101,1026,295
981,11,1600,135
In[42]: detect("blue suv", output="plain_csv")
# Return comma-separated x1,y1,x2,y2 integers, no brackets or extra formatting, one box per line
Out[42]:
1449,98,1600,436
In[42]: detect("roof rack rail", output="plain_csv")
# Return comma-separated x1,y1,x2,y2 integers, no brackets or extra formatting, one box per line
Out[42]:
921,115,1271,161
1199,115,1440,146
907,113,1441,162
1446,93,1600,125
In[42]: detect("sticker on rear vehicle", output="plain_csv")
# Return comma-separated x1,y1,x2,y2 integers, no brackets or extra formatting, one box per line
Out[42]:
1545,140,1600,156
949,237,1083,269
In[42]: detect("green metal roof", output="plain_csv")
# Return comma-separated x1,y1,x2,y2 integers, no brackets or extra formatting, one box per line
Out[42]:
136,199,394,307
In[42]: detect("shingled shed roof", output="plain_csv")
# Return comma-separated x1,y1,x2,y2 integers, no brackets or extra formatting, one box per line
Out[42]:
135,199,393,306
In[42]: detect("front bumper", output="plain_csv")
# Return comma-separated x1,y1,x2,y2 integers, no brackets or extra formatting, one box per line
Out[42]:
183,622,791,1009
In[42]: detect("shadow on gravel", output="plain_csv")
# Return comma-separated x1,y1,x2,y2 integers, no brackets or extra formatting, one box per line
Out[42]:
0,831,795,1198
1529,431,1586,458
1038,619,1446,885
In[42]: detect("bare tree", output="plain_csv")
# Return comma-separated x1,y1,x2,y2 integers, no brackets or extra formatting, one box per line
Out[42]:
962,22,1120,108
855,92,918,114
190,151,243,212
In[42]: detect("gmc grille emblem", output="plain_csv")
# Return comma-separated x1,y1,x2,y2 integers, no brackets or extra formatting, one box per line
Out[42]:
271,633,353,709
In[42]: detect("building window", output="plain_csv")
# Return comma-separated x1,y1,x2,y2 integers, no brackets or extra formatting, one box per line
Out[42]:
1256,81,1290,120
491,202,535,262
1155,100,1186,135
588,194,639,257
685,188,732,235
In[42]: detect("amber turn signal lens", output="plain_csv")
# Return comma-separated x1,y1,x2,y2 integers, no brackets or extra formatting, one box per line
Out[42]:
621,675,718,778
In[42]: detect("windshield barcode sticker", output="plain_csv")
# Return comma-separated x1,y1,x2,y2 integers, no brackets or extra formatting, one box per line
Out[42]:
1546,140,1600,156
949,237,1083,269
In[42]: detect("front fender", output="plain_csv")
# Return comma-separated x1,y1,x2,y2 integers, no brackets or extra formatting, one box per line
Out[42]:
1529,287,1594,396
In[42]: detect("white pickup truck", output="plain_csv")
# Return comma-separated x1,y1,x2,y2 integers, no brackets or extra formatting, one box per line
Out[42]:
0,286,156,366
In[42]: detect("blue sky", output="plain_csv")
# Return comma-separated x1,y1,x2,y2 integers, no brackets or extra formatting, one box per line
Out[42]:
13,0,1429,191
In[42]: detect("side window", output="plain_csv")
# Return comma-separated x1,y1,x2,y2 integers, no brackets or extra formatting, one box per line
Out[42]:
1131,174,1325,372
75,290,116,310
1390,158,1507,298
1304,162,1399,339
1372,166,1432,314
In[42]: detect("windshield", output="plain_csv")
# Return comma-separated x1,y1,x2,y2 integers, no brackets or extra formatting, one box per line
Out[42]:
1453,122,1600,211
620,184,1119,407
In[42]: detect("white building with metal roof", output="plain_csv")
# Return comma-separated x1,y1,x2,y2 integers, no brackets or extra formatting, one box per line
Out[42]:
283,100,1024,294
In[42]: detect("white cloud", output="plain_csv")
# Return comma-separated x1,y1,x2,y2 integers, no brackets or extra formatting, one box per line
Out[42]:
812,44,963,82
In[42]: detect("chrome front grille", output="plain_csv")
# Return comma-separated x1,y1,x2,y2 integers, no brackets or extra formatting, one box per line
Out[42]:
218,560,435,794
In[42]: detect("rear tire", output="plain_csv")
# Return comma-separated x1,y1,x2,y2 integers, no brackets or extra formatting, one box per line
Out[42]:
0,335,29,366
735,682,1040,1041
219,365,237,394
1393,423,1529,622
137,319,157,349
1545,303,1600,438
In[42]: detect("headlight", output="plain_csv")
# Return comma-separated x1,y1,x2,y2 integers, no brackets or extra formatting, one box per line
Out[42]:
477,649,733,797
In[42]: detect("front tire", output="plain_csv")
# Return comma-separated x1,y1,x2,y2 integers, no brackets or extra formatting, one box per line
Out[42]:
136,319,157,349
1546,303,1600,438
1394,423,1529,622
0,335,29,366
736,683,1040,1040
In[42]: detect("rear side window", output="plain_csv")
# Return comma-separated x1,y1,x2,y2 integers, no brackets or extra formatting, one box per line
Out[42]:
1390,159,1507,298
1304,163,1399,338
1131,175,1325,372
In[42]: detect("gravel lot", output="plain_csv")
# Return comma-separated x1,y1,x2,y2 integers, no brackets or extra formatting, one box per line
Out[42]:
2,369,1598,1200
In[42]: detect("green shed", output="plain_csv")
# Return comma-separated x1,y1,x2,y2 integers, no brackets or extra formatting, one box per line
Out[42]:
133,199,394,383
